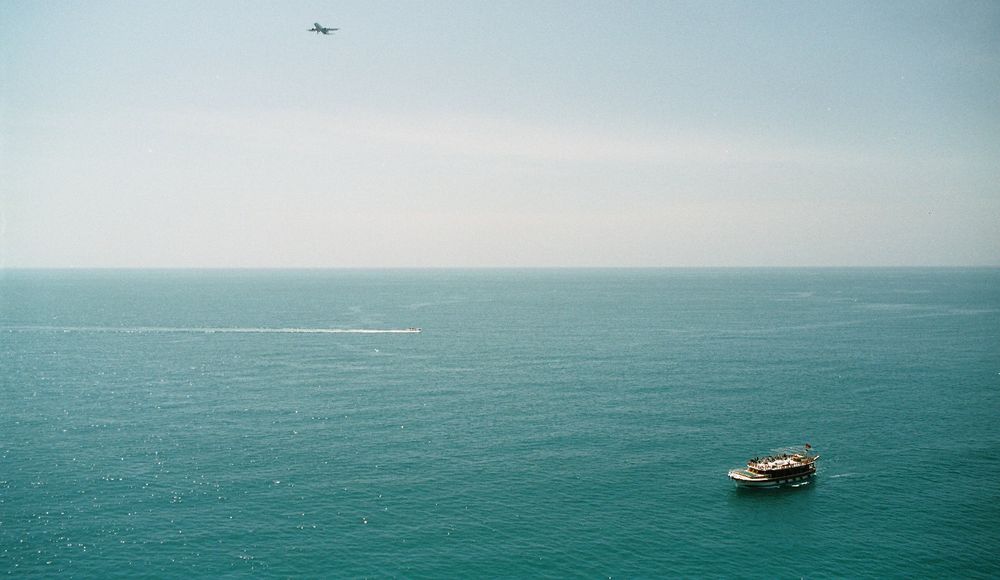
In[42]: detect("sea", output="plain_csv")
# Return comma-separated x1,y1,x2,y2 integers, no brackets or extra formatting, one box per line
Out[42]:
2,268,998,578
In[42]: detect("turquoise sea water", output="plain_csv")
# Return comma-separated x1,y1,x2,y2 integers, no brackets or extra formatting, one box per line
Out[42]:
2,269,998,578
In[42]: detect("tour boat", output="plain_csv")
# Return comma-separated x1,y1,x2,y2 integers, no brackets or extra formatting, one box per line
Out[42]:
728,445,818,488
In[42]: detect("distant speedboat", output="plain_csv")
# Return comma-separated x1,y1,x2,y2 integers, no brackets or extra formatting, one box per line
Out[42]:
728,445,818,488
406,327,422,333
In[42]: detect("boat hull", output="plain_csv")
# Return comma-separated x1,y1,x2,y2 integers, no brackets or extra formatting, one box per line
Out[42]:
728,470,816,488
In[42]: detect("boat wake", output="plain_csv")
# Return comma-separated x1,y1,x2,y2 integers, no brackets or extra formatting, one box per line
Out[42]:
3,325,422,335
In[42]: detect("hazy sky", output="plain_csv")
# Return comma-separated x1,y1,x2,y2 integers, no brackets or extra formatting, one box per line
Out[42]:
2,1,998,267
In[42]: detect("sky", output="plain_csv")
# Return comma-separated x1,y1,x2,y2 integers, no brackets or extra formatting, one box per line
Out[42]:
2,1,998,267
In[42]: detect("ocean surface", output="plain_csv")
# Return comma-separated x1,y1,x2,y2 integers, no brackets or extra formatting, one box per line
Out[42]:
2,268,998,578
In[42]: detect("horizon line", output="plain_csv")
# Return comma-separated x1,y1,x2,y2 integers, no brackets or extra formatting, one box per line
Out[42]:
3,265,998,271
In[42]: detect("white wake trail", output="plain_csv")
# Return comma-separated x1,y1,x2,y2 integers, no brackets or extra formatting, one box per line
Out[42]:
4,325,422,335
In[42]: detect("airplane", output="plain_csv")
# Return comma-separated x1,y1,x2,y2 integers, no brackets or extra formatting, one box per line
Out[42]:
308,22,339,35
